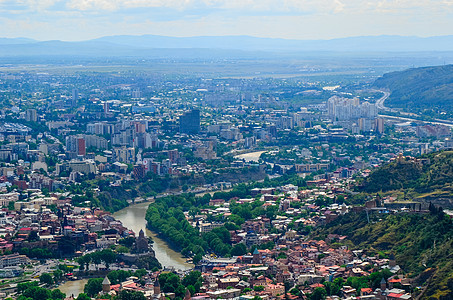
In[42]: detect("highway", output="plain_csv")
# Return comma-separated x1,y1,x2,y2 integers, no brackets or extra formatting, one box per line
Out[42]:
379,114,453,128
373,89,391,110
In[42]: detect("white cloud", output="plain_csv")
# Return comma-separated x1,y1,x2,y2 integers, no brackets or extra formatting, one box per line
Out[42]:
64,0,369,13
0,0,452,40
2,0,451,15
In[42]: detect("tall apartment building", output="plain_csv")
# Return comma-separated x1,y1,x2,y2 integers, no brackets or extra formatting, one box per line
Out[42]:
375,118,385,134
66,135,86,158
71,89,78,107
179,109,200,134
25,109,37,122
84,135,109,150
87,122,114,136
113,146,135,164
327,96,377,121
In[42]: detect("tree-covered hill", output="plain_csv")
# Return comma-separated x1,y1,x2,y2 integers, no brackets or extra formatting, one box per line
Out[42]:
373,64,453,111
318,210,453,299
358,151,453,205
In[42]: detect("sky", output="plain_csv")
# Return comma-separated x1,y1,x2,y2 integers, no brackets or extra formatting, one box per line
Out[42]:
0,0,453,41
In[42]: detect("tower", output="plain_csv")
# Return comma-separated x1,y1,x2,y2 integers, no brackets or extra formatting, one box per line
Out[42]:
154,279,161,295
380,277,386,291
252,248,261,264
102,276,111,293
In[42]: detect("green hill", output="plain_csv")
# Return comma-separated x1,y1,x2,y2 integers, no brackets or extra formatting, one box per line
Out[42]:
318,210,453,299
358,151,453,206
373,64,453,111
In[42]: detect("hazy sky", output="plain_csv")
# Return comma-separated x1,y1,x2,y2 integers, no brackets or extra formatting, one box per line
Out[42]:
1,0,453,41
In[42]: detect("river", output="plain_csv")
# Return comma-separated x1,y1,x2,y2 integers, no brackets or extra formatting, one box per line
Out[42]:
113,201,193,271
57,279,88,298
233,150,267,163
58,201,192,297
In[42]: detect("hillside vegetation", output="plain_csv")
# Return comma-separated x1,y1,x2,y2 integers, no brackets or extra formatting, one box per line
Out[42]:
358,151,453,202
373,64,453,111
319,210,453,299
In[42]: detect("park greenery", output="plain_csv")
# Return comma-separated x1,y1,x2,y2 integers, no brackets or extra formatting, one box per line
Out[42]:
15,282,65,300
76,249,118,271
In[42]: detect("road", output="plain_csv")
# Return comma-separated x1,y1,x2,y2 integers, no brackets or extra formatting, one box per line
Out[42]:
379,114,453,128
373,89,391,110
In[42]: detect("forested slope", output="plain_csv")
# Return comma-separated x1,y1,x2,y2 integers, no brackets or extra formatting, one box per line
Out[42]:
358,151,453,204
373,64,453,111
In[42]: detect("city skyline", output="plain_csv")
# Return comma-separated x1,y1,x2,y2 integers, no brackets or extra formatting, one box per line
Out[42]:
0,0,452,41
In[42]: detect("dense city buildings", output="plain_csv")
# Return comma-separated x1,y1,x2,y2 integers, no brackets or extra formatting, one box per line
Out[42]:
0,67,451,300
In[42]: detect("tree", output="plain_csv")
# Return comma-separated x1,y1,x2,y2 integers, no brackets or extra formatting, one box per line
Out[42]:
182,271,203,293
91,251,102,269
17,282,39,293
27,231,39,242
58,236,76,256
108,270,132,284
117,290,147,300
159,272,186,298
117,245,129,253
99,249,117,269
77,255,90,271
84,278,103,297
76,293,91,300
231,243,247,256
40,273,53,286
324,282,341,296
53,269,63,283
22,286,50,300
134,269,147,278
228,214,245,226
310,287,327,300
51,289,66,300
290,288,300,296
254,286,265,292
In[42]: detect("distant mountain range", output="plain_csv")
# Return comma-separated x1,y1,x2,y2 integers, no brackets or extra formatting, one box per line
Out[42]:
1,35,453,57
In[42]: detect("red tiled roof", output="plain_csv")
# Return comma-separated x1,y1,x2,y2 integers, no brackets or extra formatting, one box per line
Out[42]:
388,293,404,298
